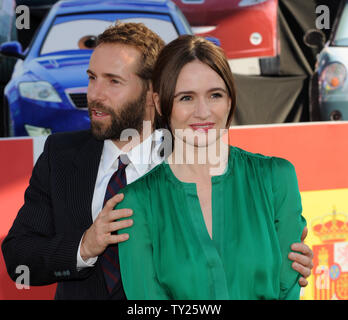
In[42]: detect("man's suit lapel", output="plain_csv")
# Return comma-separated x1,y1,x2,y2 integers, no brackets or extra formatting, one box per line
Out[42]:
67,133,103,229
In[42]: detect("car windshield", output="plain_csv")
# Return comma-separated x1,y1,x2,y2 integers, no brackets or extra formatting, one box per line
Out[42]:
333,2,348,46
40,13,179,55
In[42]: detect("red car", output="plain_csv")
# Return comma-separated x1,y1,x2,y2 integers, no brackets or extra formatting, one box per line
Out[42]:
173,0,278,72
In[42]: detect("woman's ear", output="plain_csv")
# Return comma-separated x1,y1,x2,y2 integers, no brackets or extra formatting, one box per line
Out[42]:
153,92,162,116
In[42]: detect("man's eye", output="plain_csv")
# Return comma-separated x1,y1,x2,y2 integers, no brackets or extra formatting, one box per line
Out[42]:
111,79,120,84
87,75,95,80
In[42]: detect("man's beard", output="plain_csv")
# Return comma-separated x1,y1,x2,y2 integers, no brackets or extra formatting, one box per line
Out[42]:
88,88,147,141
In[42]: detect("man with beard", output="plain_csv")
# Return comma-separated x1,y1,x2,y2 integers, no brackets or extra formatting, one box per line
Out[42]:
2,22,165,300
2,22,313,300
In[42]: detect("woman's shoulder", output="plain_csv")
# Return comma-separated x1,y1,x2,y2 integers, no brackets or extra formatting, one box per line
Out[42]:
116,163,167,211
123,162,167,194
230,146,295,170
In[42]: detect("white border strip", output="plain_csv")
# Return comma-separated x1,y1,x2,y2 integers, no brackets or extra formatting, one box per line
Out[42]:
33,136,48,165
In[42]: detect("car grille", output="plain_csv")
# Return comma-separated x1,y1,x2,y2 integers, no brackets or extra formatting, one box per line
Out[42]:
69,93,87,109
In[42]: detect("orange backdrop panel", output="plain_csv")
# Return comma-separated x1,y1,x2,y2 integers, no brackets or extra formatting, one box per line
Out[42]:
229,122,348,191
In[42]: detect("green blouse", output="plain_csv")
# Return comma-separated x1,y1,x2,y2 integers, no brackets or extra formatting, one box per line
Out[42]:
117,146,306,300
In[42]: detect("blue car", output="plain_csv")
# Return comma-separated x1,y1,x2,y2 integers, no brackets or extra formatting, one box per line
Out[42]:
0,0,192,136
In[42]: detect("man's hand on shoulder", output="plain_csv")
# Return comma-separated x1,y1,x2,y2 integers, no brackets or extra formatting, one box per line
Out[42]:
289,227,314,287
80,193,133,261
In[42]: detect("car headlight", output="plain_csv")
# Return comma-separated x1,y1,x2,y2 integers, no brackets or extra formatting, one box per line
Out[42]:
18,81,62,102
320,62,347,90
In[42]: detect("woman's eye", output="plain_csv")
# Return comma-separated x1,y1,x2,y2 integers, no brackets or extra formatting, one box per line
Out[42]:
179,95,192,101
211,92,222,99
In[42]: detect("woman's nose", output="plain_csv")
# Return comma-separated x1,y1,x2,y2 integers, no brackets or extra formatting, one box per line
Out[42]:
193,98,211,119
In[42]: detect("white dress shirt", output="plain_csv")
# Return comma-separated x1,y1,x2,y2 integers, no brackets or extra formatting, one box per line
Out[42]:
77,130,164,269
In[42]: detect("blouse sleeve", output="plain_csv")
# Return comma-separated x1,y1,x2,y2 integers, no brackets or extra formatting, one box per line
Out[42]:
272,157,307,300
115,180,170,300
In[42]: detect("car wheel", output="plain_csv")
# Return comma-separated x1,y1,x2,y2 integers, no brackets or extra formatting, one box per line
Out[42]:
309,72,321,121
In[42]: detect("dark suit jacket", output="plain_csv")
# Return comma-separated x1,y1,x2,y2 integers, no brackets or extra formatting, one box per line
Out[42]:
2,130,125,299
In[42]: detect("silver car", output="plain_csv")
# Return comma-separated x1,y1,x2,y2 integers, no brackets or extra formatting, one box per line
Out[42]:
307,0,348,121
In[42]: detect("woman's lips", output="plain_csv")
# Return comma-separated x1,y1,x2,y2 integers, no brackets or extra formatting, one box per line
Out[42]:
189,123,215,132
